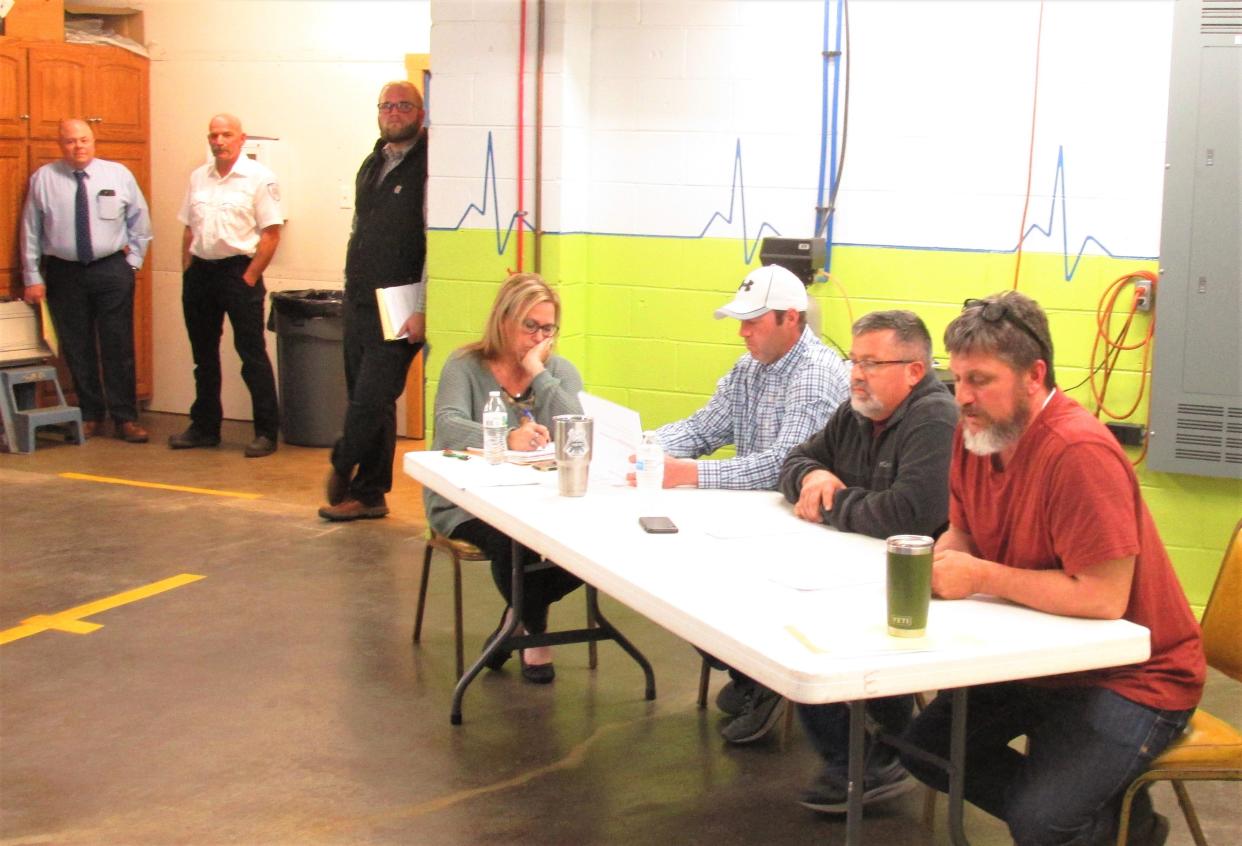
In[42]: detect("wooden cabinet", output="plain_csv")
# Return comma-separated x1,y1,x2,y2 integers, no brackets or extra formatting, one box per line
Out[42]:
96,141,152,399
0,44,29,139
90,50,148,142
0,140,24,278
1,39,152,401
26,43,88,139
27,43,147,142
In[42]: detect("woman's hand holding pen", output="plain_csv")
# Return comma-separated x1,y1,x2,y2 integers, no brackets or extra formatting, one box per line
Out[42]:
507,409,550,451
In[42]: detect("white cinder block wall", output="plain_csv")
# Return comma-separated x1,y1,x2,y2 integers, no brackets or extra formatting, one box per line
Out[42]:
121,0,431,423
71,0,1173,420
429,0,1173,259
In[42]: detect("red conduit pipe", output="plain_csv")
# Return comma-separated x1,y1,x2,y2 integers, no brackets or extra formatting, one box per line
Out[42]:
533,0,545,273
1012,0,1045,290
515,0,528,272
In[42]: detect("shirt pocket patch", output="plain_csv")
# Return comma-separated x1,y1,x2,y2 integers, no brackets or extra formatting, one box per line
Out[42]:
97,193,122,220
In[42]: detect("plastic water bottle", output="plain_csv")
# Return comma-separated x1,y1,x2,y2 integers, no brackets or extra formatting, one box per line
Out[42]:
635,431,664,491
482,391,507,465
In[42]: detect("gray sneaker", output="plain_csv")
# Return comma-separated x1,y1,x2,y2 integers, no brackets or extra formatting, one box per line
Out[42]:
799,759,916,814
715,679,753,717
720,685,787,744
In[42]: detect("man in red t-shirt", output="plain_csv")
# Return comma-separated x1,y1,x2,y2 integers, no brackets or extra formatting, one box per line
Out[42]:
899,292,1204,846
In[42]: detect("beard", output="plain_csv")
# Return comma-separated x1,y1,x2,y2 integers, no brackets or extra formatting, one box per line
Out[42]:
961,394,1031,456
379,120,421,144
850,389,886,420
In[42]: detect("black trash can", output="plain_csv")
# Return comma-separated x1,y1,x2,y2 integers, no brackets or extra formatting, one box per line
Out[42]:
268,289,347,447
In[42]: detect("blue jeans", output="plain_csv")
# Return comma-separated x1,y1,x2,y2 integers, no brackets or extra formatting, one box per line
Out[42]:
798,695,914,776
900,682,1192,846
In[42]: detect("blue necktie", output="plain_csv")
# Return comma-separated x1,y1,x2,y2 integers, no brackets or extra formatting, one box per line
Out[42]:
74,170,93,264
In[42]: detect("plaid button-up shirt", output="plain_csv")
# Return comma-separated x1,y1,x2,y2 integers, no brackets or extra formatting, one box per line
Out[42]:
655,327,850,490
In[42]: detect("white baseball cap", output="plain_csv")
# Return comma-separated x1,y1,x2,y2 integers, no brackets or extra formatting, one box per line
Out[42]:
714,265,809,320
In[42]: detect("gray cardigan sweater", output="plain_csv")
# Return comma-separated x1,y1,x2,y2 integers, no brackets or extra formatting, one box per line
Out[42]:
424,351,583,536
778,371,958,539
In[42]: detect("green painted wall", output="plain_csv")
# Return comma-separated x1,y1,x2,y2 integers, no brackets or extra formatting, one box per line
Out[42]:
426,229,1239,611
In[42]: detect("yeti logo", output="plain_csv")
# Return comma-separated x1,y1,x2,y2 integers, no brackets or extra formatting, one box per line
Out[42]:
565,434,589,458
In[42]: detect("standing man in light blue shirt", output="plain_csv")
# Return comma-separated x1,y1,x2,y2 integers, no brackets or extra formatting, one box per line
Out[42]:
633,264,851,743
21,118,152,443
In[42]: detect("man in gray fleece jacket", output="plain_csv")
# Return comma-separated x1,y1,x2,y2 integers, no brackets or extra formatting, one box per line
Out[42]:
777,309,958,816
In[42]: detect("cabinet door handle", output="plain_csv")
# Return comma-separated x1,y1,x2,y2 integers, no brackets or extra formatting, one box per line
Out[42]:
87,117,103,123
20,114,30,120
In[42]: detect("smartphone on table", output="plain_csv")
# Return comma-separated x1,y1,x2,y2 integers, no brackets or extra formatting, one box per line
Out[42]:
639,516,678,534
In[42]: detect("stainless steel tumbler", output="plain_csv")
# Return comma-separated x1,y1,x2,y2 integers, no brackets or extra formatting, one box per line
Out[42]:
553,415,593,497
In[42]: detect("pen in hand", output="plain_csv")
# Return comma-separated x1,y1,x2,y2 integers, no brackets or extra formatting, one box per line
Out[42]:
516,408,550,450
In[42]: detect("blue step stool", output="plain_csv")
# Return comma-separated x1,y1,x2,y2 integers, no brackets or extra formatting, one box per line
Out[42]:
0,364,85,454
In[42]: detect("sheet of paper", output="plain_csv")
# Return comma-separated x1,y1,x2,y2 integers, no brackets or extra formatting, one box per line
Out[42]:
784,621,981,657
40,300,59,358
578,392,643,485
435,456,543,488
765,558,882,591
464,446,557,464
701,507,823,540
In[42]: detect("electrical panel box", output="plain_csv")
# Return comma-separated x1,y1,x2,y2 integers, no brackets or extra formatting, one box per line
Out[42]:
1147,0,1242,478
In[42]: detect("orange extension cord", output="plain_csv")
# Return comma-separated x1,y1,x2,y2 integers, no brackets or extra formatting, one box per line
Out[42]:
823,272,855,329
1088,270,1158,464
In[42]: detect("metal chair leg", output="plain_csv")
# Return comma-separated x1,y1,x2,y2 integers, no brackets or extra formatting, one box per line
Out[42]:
413,545,433,644
912,691,938,829
452,557,464,680
586,596,598,669
780,697,796,748
1172,780,1208,846
697,657,711,709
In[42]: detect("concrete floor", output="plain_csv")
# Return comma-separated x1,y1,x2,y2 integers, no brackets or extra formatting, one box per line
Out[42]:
1,412,1238,845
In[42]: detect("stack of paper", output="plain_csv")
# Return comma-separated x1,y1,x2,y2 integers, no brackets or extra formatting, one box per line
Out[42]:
375,283,420,341
577,392,643,484
465,446,557,464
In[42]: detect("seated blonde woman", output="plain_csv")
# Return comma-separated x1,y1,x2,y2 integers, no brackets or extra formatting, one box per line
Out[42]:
423,272,584,684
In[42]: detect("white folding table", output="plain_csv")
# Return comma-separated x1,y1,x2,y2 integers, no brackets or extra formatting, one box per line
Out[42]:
404,450,1151,845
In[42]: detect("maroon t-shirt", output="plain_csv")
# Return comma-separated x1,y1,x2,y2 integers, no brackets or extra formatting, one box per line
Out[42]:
949,390,1204,711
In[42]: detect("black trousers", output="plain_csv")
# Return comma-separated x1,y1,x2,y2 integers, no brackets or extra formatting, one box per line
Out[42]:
43,252,138,423
181,256,279,439
330,299,419,501
449,518,584,635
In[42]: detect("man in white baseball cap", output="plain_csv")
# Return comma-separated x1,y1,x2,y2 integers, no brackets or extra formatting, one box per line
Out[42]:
629,263,851,744
714,263,810,320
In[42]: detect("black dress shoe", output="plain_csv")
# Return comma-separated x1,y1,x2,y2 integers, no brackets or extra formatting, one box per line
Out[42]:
244,435,277,458
520,652,555,684
168,428,221,449
481,609,513,671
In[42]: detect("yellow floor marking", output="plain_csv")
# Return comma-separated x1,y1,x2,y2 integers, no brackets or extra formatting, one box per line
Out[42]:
0,574,205,646
59,472,262,499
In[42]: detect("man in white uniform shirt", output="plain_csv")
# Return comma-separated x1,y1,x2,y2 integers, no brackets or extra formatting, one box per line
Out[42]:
170,113,283,458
